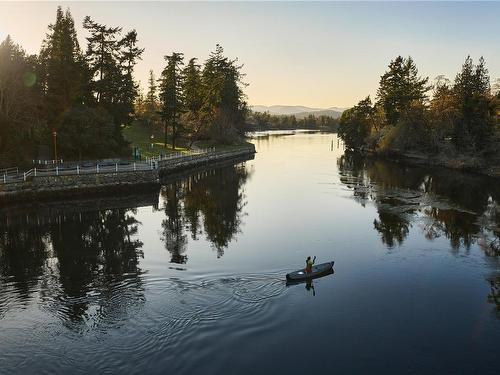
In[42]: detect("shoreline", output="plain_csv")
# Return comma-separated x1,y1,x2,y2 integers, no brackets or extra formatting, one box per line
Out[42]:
0,144,255,205
360,148,500,179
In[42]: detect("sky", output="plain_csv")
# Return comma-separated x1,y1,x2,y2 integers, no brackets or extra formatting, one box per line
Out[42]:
0,1,499,108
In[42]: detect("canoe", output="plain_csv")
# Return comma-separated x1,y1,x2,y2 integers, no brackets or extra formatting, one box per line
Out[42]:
286,261,334,281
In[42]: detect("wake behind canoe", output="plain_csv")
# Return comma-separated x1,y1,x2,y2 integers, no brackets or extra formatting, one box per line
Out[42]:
286,261,334,281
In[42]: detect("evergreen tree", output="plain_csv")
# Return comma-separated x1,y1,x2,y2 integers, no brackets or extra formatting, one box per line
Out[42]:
202,44,247,142
182,58,204,143
134,87,146,119
83,17,142,153
338,96,374,149
158,52,184,149
377,56,429,126
454,56,489,103
57,105,120,160
136,70,159,127
145,69,157,114
117,30,144,126
40,7,87,130
0,36,41,165
83,16,122,105
453,56,494,149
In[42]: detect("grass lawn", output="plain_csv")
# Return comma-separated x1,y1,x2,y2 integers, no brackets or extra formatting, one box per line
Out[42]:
192,139,254,151
123,122,254,158
122,123,187,158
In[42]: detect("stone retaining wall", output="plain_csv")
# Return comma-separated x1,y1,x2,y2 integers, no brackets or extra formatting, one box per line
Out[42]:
157,146,256,178
0,145,256,202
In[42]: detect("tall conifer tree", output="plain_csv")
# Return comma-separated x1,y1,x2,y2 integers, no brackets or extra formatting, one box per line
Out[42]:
40,7,86,127
377,56,429,126
182,58,204,143
201,44,247,142
159,52,184,149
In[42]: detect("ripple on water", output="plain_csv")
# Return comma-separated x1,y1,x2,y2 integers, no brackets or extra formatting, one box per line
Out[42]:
1,270,291,374
37,272,146,335
90,271,290,373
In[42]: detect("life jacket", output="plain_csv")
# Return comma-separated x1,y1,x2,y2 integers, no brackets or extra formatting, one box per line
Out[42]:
306,259,314,271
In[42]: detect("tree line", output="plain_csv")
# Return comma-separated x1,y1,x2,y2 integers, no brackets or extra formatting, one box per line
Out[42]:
247,111,339,131
1,7,143,165
135,44,247,149
338,55,500,160
0,7,247,167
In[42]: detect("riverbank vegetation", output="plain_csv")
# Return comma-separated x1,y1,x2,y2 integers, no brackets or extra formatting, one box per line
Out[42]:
246,111,339,131
134,44,247,152
0,7,247,167
338,56,500,171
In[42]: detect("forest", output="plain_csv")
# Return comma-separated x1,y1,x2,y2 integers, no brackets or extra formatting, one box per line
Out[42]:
246,111,339,131
338,55,500,167
0,7,247,167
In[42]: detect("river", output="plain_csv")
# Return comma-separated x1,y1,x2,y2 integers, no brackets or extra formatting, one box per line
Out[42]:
1,132,499,374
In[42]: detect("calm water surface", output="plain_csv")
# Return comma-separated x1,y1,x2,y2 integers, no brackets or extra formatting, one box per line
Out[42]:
1,133,500,374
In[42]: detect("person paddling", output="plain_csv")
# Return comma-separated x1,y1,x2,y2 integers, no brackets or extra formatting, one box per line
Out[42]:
305,256,316,273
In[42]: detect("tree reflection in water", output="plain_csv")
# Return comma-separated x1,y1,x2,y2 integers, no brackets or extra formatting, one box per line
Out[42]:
338,151,500,313
0,202,146,330
161,182,188,264
338,151,500,252
48,209,144,328
0,224,50,304
373,211,410,248
487,274,500,318
161,163,250,261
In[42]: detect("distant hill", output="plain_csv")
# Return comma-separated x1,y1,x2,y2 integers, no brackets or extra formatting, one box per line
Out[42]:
293,109,343,119
250,105,345,119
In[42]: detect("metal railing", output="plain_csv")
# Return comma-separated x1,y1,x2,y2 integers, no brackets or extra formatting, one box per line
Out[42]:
0,147,253,185
1,167,19,183
32,159,64,165
144,148,215,164
1,161,154,184
1,149,213,184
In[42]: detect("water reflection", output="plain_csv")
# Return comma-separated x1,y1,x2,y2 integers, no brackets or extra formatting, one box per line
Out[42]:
338,151,500,252
285,270,334,296
161,183,188,264
0,162,252,327
0,224,49,303
338,151,500,318
48,209,145,328
0,194,152,329
305,279,316,296
487,275,500,317
161,163,251,261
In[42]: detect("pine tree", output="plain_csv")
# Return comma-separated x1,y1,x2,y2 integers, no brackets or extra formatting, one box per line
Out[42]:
182,58,204,143
83,16,122,105
40,7,87,127
201,44,247,142
377,56,429,126
158,52,184,149
0,36,41,165
83,17,143,153
145,70,157,113
141,70,159,127
453,56,494,149
117,30,144,126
